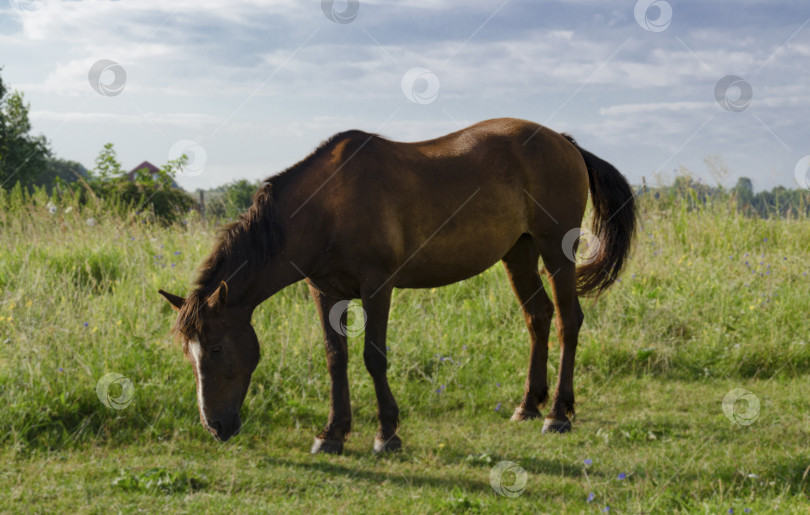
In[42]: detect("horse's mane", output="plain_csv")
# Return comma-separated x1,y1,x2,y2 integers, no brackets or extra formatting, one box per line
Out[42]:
173,130,372,339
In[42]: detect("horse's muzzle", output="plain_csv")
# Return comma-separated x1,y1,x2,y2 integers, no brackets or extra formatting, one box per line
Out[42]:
208,414,241,442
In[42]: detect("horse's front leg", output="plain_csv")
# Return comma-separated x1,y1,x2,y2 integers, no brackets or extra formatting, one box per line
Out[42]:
309,286,352,454
361,286,401,452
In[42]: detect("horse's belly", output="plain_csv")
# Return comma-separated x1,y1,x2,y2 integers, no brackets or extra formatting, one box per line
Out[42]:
391,233,516,289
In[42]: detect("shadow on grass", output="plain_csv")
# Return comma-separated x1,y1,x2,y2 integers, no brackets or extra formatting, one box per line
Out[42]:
261,455,494,493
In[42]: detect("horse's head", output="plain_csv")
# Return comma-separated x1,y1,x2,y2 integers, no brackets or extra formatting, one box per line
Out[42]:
159,283,259,441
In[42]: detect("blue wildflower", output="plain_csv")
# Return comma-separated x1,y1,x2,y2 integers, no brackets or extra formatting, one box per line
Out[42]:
587,492,594,503
618,472,626,480
584,458,593,466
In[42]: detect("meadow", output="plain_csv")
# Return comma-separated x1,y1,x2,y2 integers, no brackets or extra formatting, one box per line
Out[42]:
1,187,809,513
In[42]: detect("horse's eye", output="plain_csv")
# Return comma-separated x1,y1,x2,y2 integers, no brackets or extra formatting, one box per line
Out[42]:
211,344,223,353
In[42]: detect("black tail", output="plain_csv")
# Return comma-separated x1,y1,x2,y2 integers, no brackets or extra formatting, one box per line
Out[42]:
562,134,637,296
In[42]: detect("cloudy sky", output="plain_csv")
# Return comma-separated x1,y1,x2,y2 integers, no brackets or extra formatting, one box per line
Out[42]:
1,0,808,191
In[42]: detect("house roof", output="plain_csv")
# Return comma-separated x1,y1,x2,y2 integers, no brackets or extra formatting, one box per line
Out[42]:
127,161,160,177
125,160,183,190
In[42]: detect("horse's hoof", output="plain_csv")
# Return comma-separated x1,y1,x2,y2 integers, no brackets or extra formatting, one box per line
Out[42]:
542,417,572,434
311,437,344,454
510,406,542,422
373,435,402,453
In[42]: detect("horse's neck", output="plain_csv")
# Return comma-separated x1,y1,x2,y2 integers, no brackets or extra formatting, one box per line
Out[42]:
225,252,305,311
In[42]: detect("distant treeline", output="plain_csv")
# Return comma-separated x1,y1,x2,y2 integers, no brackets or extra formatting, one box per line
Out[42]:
641,175,810,219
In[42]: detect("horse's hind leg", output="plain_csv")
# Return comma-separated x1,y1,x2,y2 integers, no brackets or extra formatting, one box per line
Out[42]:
536,239,584,433
501,234,555,421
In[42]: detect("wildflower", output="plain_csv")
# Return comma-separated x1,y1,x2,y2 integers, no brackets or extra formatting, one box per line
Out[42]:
602,507,610,512
496,382,500,387
584,458,593,466
83,322,89,327
174,251,181,255
618,472,626,480
58,367,63,372
587,492,595,503
495,402,501,411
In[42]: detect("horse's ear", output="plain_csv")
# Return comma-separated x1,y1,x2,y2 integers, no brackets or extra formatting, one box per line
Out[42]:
159,289,186,311
208,281,228,310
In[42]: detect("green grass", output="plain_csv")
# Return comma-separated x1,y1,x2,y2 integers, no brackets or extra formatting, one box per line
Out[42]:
1,196,809,513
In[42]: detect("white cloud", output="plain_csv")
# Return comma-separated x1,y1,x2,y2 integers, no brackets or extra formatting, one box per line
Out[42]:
1,0,807,190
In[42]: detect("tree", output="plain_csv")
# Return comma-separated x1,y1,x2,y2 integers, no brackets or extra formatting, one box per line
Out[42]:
0,69,51,189
207,179,260,219
86,143,196,225
34,158,89,190
93,142,123,180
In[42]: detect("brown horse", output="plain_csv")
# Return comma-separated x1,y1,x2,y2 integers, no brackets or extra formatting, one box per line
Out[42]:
159,118,636,454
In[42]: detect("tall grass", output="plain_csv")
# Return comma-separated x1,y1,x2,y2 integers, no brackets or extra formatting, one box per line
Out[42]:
1,187,809,512
1,188,808,452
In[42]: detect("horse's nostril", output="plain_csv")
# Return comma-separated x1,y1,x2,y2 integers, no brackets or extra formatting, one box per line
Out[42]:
210,420,223,435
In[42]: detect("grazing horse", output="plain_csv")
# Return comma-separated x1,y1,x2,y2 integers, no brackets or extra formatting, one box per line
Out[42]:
159,118,636,454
